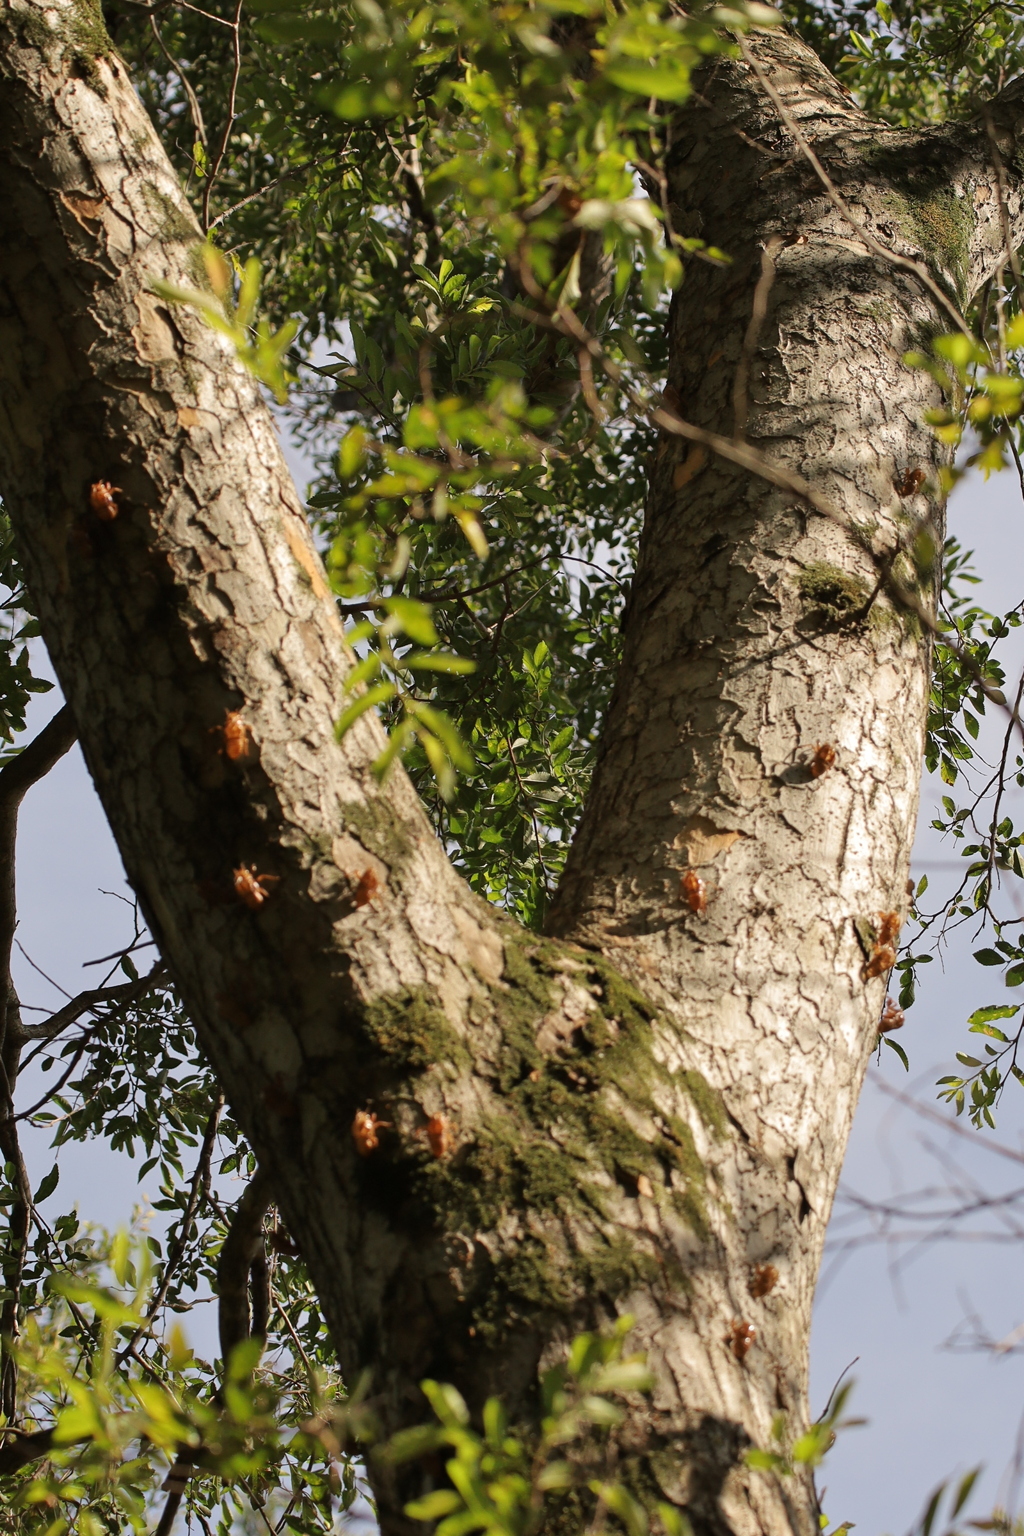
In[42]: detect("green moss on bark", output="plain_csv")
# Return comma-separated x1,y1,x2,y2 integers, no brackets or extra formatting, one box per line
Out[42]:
677,1070,726,1139
363,935,720,1335
881,188,974,297
362,988,471,1075
142,183,199,246
797,561,869,627
14,0,113,90
338,797,416,879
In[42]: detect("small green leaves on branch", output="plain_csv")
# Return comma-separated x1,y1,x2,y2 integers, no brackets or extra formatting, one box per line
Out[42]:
335,597,474,798
745,1381,863,1485
384,1315,679,1536
906,319,1024,480
150,244,298,403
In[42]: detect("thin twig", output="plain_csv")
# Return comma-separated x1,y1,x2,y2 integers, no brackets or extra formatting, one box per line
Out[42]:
732,233,785,439
207,147,341,232
82,937,156,968
201,0,244,232
117,1097,225,1364
149,14,207,149
274,1298,314,1378
338,562,542,614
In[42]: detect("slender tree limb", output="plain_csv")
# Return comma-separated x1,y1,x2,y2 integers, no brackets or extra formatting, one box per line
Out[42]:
0,1042,32,1421
0,706,77,1047
0,705,77,809
0,1424,54,1476
732,233,785,439
148,13,206,149
207,148,341,232
0,706,77,1421
19,963,167,1045
117,1095,224,1367
201,0,244,232
217,1164,273,1366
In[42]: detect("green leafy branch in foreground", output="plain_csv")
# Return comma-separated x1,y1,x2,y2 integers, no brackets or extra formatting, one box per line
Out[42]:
385,1316,679,1536
147,0,778,801
11,1276,816,1536
6,1231,367,1535
335,594,476,799
150,244,299,404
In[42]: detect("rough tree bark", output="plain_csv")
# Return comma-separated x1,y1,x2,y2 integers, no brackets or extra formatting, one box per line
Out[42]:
0,6,1021,1534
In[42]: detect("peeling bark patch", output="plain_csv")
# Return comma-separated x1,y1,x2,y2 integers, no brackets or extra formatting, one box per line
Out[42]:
673,815,744,868
60,190,105,225
281,517,333,604
673,445,707,489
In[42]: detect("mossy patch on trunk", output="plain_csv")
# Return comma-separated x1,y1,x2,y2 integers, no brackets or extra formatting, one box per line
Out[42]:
358,931,722,1337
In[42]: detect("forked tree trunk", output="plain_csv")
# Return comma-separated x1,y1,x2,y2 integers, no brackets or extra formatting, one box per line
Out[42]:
0,7,1021,1534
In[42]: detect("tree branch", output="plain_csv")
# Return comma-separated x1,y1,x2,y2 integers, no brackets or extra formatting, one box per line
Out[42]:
118,1095,224,1366
217,1164,273,1365
201,0,244,232
19,963,167,1044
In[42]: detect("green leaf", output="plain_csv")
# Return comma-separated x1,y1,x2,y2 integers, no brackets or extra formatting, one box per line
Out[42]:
227,1335,263,1380
657,1503,693,1536
482,1395,507,1450
405,651,476,674
973,948,1005,966
591,1480,649,1536
968,1004,1020,1024
111,1228,130,1288
34,1164,59,1203
384,1424,447,1464
951,1467,981,1517
970,1023,1010,1041
338,426,369,480
576,1394,625,1427
591,1360,655,1394
335,681,397,739
421,1378,470,1428
884,1037,910,1071
405,1490,462,1520
384,597,439,646
537,1461,574,1490
603,63,693,101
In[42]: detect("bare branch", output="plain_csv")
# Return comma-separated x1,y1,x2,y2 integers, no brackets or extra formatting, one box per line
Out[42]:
732,233,785,439
218,1164,273,1364
201,0,244,233
19,963,167,1044
148,14,207,149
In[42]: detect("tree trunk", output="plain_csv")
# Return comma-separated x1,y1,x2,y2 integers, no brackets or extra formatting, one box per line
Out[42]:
0,7,1020,1534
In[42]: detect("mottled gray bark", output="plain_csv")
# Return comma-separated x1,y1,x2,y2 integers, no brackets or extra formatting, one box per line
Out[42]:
0,7,1021,1535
